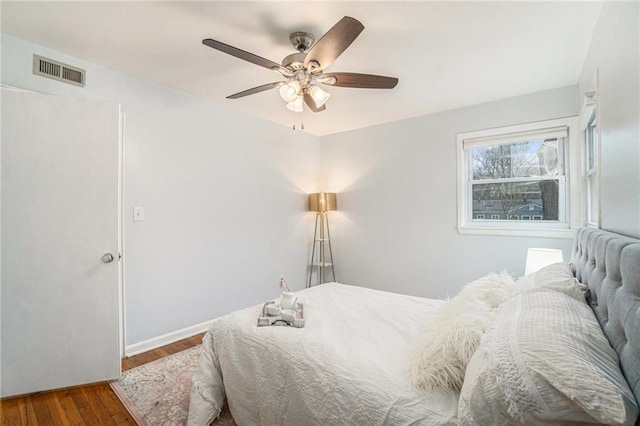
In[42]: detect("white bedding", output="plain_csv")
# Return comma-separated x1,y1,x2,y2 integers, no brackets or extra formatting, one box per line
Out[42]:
188,283,459,425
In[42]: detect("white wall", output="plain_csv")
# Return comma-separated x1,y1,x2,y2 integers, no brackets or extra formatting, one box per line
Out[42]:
1,34,320,348
320,86,579,298
578,1,640,238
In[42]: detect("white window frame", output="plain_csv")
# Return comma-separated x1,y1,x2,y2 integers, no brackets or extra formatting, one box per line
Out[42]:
580,74,601,229
585,115,599,226
457,117,580,239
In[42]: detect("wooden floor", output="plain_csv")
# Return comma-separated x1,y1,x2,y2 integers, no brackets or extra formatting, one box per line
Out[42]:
0,333,205,425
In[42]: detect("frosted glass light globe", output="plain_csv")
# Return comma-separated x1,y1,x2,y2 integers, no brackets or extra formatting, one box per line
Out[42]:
309,85,330,107
286,96,304,112
279,81,301,103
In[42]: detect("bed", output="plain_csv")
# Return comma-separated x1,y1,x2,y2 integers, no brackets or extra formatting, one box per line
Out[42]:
188,228,640,425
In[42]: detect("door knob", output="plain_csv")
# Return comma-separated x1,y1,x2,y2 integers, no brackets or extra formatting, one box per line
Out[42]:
101,253,115,263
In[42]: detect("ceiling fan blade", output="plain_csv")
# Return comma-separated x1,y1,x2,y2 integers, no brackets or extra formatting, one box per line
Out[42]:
322,73,399,89
303,94,327,112
226,82,284,99
304,17,364,71
203,39,288,74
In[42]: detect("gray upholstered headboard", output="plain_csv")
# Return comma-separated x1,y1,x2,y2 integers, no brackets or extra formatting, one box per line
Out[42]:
571,227,640,405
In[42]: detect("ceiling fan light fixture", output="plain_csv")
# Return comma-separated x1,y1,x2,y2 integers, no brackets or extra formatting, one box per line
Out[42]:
203,16,398,113
286,95,304,112
309,85,331,108
279,81,301,103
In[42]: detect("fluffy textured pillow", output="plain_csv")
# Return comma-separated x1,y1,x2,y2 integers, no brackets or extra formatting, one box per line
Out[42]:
456,271,517,308
458,291,639,425
410,272,515,392
516,261,587,301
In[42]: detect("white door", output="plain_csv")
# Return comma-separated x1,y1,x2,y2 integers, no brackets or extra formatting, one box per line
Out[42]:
1,88,122,397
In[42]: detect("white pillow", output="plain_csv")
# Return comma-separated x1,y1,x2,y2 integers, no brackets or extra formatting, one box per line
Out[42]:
458,291,639,425
456,271,516,308
458,346,511,426
516,261,587,301
409,272,515,392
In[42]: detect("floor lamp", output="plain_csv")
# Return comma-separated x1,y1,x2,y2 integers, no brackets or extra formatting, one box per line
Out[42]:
308,192,336,287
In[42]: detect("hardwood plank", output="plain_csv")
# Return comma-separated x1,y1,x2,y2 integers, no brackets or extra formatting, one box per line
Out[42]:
24,394,39,426
67,387,102,425
154,348,172,359
0,331,204,426
80,385,117,425
0,397,28,426
44,393,71,426
124,351,155,369
27,394,49,425
120,357,136,371
57,390,85,426
94,383,129,420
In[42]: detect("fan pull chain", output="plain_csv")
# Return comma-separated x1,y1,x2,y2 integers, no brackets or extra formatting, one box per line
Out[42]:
292,119,305,131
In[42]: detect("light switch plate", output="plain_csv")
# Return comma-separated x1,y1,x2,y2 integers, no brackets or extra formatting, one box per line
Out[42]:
133,206,144,222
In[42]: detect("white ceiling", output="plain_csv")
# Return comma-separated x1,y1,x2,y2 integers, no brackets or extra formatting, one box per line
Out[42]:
1,1,602,136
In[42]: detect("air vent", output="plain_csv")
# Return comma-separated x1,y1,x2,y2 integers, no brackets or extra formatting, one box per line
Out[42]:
33,55,85,87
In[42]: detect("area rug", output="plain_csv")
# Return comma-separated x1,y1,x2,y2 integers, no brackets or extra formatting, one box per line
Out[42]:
110,345,236,425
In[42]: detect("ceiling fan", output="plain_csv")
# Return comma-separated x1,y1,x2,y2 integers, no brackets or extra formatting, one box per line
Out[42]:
202,16,399,113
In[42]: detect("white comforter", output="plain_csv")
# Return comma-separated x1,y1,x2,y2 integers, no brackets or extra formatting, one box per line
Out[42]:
188,283,458,425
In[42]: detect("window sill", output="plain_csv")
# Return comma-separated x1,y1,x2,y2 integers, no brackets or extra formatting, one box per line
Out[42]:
458,226,577,239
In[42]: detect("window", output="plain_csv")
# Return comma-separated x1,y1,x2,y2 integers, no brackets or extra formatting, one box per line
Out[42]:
585,115,599,225
583,94,599,227
457,117,579,238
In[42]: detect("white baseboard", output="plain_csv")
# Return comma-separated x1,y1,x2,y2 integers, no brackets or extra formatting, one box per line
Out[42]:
124,319,214,357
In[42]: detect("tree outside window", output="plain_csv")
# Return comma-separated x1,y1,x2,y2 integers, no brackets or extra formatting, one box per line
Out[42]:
470,138,562,221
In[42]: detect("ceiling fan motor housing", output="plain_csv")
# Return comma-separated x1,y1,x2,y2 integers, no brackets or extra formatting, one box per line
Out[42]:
282,52,307,70
289,32,314,52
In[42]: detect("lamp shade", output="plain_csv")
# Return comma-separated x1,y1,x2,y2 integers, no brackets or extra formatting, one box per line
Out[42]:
309,192,337,212
524,248,564,276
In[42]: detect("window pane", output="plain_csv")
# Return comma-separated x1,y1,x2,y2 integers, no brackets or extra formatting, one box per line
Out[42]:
471,138,559,180
472,180,559,220
586,120,598,171
587,174,598,223
587,128,595,170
